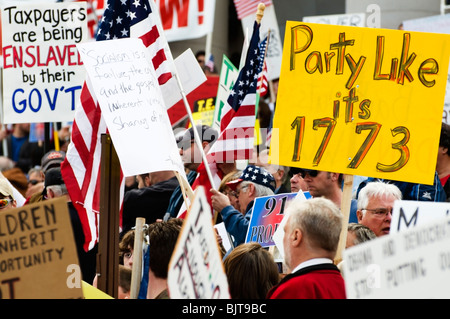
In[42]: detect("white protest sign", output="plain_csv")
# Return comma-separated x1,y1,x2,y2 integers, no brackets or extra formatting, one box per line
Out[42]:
211,55,239,131
241,5,282,81
343,215,450,298
154,0,216,42
390,200,450,234
77,37,185,177
1,2,88,123
303,13,366,27
160,48,207,110
402,14,450,124
168,186,230,299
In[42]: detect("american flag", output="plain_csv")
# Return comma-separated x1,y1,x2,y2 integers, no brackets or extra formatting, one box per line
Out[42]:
177,20,265,219
257,37,268,97
233,0,272,20
61,0,172,252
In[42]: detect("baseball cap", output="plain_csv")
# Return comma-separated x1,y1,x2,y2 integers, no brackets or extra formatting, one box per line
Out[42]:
41,150,65,173
42,167,65,197
0,178,15,200
226,164,276,192
179,125,218,150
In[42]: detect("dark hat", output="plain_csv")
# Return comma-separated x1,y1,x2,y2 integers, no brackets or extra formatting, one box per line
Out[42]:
226,164,276,192
179,125,218,150
41,150,65,173
42,167,64,196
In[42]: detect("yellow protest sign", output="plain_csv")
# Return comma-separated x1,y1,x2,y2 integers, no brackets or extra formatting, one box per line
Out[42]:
272,21,450,185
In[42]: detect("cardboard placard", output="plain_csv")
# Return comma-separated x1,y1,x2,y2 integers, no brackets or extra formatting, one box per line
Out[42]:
0,197,83,299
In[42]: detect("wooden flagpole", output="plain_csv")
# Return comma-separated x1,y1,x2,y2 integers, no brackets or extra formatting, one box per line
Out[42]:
129,217,145,299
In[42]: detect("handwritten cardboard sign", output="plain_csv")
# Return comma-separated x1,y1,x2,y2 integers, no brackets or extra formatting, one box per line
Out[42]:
168,186,230,299
77,37,185,177
343,214,450,298
0,197,82,299
272,21,450,185
1,2,88,124
390,200,450,234
245,192,297,247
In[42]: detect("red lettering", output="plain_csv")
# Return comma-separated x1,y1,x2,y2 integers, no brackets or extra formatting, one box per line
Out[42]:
159,0,189,30
2,45,13,68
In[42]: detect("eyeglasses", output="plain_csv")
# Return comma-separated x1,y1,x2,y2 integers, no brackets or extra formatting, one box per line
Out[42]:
224,190,238,198
363,208,393,218
0,198,13,209
235,185,248,198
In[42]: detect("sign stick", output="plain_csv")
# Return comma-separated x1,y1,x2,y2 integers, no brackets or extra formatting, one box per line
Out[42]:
130,217,145,299
334,174,353,264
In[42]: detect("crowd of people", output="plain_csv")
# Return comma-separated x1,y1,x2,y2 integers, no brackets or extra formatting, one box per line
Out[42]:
1,44,450,297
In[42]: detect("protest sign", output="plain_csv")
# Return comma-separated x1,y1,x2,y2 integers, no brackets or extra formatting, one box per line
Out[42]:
168,186,230,299
402,14,450,125
211,55,239,131
271,191,310,258
1,2,88,124
390,200,450,234
303,13,366,27
0,197,82,299
343,214,450,298
154,0,216,42
161,48,207,116
169,75,219,127
272,21,450,185
245,192,297,247
77,37,185,177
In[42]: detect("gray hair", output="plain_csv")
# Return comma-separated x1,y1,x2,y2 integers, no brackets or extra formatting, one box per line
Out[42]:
357,181,402,217
240,180,274,197
285,197,342,253
46,184,68,197
347,223,376,246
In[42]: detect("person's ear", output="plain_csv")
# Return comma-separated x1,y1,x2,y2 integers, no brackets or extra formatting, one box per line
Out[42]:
291,228,302,247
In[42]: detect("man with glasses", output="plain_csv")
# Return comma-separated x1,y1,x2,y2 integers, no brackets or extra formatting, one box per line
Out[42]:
0,178,16,210
356,181,402,237
211,164,276,248
291,168,358,223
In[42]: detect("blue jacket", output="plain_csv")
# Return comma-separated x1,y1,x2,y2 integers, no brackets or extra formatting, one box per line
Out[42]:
220,200,254,247
356,172,446,202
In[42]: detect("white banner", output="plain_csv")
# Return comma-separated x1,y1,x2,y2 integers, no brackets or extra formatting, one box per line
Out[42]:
391,200,450,234
343,214,450,298
303,12,366,27
168,186,230,299
77,37,185,177
1,2,88,123
155,0,216,42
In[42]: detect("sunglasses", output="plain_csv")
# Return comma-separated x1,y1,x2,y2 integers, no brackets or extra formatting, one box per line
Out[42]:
297,169,319,178
0,198,13,209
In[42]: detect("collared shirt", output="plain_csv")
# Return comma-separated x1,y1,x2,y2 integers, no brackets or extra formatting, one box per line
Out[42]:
290,258,333,274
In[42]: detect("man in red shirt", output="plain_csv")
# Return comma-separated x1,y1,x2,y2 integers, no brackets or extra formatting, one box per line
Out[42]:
267,197,346,299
